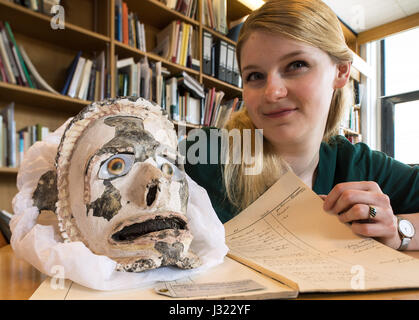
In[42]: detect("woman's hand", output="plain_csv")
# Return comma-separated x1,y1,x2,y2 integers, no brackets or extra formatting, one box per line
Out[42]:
321,181,401,249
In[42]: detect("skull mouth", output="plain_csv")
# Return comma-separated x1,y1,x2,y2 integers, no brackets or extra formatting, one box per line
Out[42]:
111,214,187,242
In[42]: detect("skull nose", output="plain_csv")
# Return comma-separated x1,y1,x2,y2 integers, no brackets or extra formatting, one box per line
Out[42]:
146,181,159,207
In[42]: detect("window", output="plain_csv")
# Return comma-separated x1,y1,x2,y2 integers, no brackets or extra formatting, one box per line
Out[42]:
381,27,419,165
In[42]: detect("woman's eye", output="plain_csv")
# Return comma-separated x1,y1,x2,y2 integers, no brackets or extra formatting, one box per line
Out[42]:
287,61,308,71
98,154,135,179
245,72,264,82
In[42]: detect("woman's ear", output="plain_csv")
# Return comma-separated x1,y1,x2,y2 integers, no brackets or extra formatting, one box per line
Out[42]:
334,61,351,89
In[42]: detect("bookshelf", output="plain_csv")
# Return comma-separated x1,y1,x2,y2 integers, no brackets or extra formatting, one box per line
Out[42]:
0,0,365,212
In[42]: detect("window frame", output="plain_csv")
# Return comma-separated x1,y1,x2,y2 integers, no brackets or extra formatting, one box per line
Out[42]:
380,37,419,165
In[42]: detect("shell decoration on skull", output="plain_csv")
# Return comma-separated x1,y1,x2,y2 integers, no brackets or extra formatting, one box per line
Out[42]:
45,97,200,272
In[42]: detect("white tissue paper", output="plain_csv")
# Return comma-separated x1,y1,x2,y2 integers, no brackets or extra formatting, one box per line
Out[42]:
10,119,229,291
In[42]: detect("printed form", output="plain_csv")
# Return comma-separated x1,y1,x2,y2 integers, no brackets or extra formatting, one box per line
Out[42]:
224,169,419,293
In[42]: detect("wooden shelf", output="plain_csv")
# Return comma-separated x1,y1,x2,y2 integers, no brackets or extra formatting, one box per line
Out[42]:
0,0,111,51
125,0,199,29
0,81,90,113
202,74,242,99
172,120,202,129
342,127,361,136
202,26,236,46
115,41,200,77
227,0,252,22
0,167,18,174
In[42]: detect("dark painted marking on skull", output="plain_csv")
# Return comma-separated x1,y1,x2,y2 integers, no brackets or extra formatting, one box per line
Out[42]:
178,178,188,214
155,241,184,266
33,170,58,212
111,216,187,241
86,180,122,221
99,116,160,163
123,258,156,272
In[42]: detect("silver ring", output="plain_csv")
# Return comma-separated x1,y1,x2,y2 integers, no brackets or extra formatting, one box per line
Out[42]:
369,206,377,218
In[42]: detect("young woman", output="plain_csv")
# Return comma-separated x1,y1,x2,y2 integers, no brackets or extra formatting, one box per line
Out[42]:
183,0,419,250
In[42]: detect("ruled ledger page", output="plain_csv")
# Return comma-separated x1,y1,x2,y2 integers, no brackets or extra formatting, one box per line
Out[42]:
224,169,419,293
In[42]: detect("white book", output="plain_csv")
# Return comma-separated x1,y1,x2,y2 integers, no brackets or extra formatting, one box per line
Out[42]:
187,96,200,125
136,62,141,98
140,23,146,52
140,59,150,99
96,51,105,100
77,59,93,100
117,57,134,69
9,119,16,167
19,45,59,94
41,127,50,140
0,33,15,84
11,46,27,86
67,57,86,98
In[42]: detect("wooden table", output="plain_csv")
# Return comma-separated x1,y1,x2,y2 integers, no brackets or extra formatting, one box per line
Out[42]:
2,244,419,300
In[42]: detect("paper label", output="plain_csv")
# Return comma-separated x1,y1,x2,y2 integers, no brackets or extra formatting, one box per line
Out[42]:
154,279,266,298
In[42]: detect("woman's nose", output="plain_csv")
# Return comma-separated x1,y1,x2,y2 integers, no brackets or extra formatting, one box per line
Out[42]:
264,74,287,102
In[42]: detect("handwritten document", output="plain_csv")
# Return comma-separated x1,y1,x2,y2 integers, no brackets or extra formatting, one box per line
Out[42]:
224,169,419,293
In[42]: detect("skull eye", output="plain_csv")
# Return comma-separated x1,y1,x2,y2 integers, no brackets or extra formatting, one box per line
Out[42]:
161,163,173,177
155,156,185,181
107,158,125,175
98,154,135,179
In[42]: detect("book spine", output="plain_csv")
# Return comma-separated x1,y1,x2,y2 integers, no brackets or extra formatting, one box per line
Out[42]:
122,2,129,45
0,28,21,85
4,22,35,88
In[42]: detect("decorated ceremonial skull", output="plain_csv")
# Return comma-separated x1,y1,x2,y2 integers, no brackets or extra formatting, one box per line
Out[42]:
33,97,200,272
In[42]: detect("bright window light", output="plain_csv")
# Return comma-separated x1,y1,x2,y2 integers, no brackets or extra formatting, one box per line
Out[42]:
238,0,265,10
394,100,419,165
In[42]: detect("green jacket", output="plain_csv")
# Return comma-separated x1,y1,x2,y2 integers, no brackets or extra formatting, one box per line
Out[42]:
182,128,419,223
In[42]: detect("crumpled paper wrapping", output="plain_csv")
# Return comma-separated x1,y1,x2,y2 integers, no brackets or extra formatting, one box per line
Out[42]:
10,119,228,291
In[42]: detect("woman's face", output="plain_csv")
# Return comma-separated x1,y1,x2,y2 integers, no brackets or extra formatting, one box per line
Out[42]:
241,31,348,149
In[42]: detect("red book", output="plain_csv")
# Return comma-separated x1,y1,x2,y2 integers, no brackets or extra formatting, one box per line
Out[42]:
172,21,181,63
206,87,216,126
122,2,129,45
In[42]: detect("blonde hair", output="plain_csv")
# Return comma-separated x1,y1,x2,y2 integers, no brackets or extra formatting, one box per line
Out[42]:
223,0,353,212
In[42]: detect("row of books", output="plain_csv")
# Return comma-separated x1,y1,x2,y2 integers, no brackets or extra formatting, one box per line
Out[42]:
159,0,199,20
115,0,147,51
115,55,242,128
5,0,60,15
0,102,51,168
153,20,199,70
203,31,241,87
0,21,59,94
116,57,171,103
61,51,108,101
166,75,243,128
202,0,228,35
341,105,361,134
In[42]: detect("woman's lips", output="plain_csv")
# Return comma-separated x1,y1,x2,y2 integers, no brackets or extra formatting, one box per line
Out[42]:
263,108,297,118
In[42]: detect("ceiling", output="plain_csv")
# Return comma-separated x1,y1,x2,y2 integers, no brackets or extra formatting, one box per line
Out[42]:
322,0,419,34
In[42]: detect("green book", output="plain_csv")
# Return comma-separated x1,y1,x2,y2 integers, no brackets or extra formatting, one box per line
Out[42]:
4,21,35,89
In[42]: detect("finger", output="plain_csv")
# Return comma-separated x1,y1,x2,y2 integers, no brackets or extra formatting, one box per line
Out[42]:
318,195,327,201
328,190,384,216
351,220,392,238
323,181,383,212
337,204,370,223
